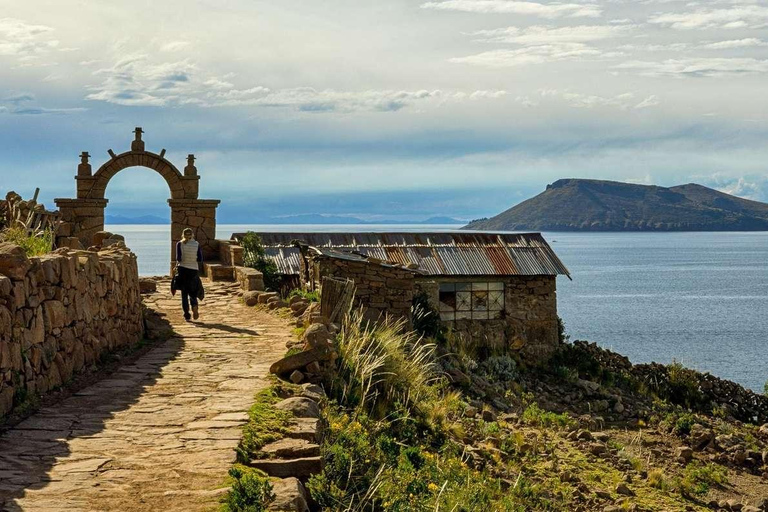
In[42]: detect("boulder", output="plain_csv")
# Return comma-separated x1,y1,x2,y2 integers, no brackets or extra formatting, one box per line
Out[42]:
289,370,304,384
93,231,113,246
243,290,260,307
139,278,157,294
0,243,30,280
689,423,714,451
269,348,329,377
615,483,634,496
275,397,320,419
675,446,693,464
269,477,309,512
301,324,333,349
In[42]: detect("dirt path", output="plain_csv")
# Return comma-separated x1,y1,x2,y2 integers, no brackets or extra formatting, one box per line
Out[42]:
0,279,294,512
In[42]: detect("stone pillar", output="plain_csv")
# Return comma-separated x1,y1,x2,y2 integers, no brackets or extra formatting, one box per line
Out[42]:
54,198,108,248
169,199,220,269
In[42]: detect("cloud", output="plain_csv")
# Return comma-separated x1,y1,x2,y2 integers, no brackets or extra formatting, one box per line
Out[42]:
0,93,85,115
470,24,630,44
615,58,768,77
698,174,768,201
538,89,660,110
700,38,768,50
421,0,602,18
451,43,619,67
0,18,60,62
85,55,507,112
160,41,191,52
649,4,768,30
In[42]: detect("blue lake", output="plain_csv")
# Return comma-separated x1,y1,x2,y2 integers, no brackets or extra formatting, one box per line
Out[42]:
109,225,768,392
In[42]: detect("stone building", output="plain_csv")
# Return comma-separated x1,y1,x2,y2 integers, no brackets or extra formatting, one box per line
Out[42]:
233,232,571,361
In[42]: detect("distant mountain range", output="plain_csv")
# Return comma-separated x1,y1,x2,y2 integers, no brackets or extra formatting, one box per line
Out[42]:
106,213,464,225
464,179,768,232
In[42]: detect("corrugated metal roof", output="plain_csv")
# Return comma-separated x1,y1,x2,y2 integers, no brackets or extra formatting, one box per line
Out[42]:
233,232,570,278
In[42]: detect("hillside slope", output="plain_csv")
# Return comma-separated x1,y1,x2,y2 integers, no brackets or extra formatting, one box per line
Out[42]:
464,179,768,231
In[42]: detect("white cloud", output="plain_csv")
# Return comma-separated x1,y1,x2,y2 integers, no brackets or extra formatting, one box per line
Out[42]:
471,24,630,44
615,58,768,77
160,41,191,52
700,38,768,49
451,43,620,67
0,93,85,115
421,0,602,18
649,5,768,30
0,18,60,62
84,54,506,112
538,89,659,110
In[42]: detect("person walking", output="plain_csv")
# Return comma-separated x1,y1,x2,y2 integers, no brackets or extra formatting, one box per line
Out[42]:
175,227,203,321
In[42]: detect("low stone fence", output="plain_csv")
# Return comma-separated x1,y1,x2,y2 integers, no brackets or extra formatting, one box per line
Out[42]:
0,242,143,418
571,341,768,424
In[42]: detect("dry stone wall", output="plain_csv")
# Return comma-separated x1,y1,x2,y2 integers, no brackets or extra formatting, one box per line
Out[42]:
0,242,143,418
311,257,416,324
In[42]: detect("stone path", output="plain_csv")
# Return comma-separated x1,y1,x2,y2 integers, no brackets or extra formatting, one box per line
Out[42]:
0,279,294,512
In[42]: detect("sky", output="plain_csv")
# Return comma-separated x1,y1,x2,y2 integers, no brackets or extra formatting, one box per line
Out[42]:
1,0,767,222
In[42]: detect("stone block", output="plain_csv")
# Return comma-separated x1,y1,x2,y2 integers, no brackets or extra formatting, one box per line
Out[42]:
249,457,322,479
268,477,309,512
0,243,31,280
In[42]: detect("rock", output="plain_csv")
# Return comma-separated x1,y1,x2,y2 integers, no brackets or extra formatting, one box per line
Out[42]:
0,243,30,280
689,423,714,451
742,506,761,512
139,278,157,294
299,383,325,402
257,292,279,304
613,401,625,414
716,434,741,450
588,443,607,456
615,483,634,496
727,500,743,511
269,477,309,512
242,290,260,306
577,379,600,393
482,409,497,422
286,418,322,443
275,397,320,419
675,446,693,464
464,405,478,418
301,324,333,349
577,430,594,441
249,457,322,479
93,231,113,246
269,348,328,376
0,385,14,417
594,489,611,500
759,423,768,437
305,361,321,374
261,438,321,459
289,370,304,384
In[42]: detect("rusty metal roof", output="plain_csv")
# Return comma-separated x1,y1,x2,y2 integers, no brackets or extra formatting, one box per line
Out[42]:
232,232,570,278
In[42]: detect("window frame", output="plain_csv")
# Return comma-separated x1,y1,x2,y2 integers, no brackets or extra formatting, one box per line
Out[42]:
438,281,505,321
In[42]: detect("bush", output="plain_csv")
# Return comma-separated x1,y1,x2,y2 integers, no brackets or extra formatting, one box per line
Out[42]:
288,288,319,302
477,355,518,382
240,232,280,291
221,465,274,511
1,227,54,256
557,316,570,343
764,380,768,397
676,463,727,497
521,403,573,429
666,362,706,410
331,309,443,418
411,291,444,341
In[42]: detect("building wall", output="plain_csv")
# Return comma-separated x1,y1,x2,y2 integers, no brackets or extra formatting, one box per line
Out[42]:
415,275,559,362
307,257,415,324
0,243,143,419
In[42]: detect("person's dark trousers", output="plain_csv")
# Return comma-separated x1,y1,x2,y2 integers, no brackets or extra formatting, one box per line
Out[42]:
181,289,198,319
178,267,199,320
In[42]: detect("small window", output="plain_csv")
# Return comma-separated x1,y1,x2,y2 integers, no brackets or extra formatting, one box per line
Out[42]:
438,282,504,321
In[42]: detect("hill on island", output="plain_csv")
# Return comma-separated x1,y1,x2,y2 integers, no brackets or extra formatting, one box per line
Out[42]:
464,179,768,231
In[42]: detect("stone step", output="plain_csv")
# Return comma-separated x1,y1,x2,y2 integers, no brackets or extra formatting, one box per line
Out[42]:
203,261,235,282
268,477,309,512
285,418,322,443
261,438,320,459
249,457,322,479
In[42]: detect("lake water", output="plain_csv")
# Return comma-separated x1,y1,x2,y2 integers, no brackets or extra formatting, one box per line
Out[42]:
109,225,768,392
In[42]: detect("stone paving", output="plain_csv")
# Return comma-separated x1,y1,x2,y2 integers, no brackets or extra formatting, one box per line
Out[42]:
0,279,294,512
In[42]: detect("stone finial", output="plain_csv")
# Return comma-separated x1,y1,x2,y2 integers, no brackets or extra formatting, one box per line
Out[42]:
78,151,92,177
131,127,145,152
184,154,197,177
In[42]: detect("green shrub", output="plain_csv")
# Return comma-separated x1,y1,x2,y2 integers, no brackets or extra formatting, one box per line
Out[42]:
666,362,706,410
240,232,280,291
1,227,53,256
676,463,727,497
411,290,444,340
557,316,570,343
521,403,573,429
288,288,319,302
221,465,274,511
764,380,768,397
478,355,518,382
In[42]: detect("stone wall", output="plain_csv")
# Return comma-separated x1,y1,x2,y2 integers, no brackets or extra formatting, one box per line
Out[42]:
169,199,220,263
0,242,143,418
416,275,560,362
306,256,416,324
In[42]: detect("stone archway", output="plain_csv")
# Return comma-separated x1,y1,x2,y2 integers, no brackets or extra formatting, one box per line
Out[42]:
55,127,220,271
